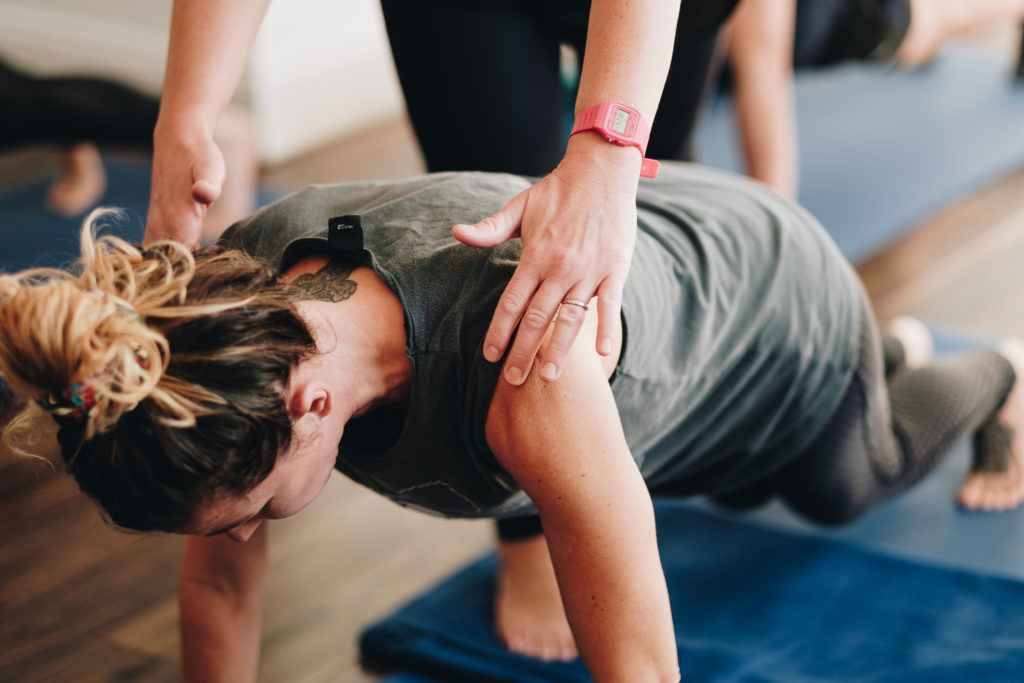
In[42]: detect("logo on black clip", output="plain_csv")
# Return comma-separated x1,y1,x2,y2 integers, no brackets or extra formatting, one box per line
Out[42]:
327,215,364,256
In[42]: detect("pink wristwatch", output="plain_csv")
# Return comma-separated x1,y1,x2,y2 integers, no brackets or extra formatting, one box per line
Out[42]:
569,101,660,178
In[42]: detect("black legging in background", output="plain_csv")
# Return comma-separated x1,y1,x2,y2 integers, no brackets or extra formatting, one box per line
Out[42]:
380,0,741,175
0,59,158,151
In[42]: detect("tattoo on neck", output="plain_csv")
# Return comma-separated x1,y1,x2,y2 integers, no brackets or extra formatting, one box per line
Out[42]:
293,260,357,302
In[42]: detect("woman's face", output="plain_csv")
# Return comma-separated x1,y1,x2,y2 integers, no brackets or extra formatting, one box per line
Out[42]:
183,415,343,542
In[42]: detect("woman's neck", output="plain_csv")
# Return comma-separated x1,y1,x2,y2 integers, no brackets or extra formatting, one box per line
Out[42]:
286,258,413,420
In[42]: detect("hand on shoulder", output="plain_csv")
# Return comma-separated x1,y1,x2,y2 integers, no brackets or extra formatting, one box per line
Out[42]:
453,132,641,387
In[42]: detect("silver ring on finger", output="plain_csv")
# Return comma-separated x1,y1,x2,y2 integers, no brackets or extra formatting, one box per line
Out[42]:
560,298,589,312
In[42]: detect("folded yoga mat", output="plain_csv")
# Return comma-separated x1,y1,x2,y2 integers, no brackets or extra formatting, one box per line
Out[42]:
695,41,1024,263
362,331,1024,682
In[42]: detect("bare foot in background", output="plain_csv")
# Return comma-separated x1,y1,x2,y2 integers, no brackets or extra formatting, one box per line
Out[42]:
496,534,578,661
958,339,1024,511
46,143,106,216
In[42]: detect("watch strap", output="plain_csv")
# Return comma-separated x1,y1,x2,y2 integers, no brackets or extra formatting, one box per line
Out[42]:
569,101,659,178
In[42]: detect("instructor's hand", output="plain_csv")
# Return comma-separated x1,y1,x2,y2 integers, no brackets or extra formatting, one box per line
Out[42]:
453,134,641,385
144,123,226,247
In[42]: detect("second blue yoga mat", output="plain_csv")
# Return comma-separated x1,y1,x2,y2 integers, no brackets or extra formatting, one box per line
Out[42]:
695,41,1024,263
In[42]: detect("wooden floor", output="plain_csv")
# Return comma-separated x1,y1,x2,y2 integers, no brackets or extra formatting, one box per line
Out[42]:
2,109,1024,682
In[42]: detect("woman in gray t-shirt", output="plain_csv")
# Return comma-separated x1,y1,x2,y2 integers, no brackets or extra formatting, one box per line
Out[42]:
2,164,1021,679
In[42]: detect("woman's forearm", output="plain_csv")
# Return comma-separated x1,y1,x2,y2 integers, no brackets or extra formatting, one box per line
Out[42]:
575,0,681,120
157,0,270,135
179,527,269,682
540,472,679,682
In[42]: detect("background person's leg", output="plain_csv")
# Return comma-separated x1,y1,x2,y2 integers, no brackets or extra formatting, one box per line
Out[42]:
645,0,741,161
380,0,567,175
0,61,159,150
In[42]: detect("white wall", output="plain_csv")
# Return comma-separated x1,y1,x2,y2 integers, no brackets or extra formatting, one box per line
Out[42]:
0,0,406,164
249,0,406,164
0,0,172,97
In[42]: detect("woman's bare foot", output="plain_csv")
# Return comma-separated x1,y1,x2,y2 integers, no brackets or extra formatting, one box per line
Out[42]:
495,534,578,661
957,339,1024,511
45,143,106,216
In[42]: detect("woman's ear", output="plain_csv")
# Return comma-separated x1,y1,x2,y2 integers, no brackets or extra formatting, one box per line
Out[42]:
287,367,331,422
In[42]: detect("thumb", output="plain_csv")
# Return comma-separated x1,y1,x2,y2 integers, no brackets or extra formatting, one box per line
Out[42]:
191,156,225,206
452,191,526,248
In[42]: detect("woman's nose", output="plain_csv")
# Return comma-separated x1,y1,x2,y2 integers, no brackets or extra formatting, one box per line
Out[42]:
226,518,264,543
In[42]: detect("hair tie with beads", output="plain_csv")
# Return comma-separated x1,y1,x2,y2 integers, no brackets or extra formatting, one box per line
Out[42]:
36,344,150,423
36,290,150,423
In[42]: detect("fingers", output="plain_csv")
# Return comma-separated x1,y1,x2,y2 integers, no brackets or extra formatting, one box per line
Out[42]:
452,191,527,248
191,179,221,205
483,265,540,367
497,274,625,385
595,276,624,357
191,153,225,205
489,278,566,386
143,206,203,248
538,291,595,382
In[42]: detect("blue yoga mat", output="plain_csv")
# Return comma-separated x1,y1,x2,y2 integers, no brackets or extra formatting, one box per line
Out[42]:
0,156,281,274
694,42,1024,263
361,331,1024,683
364,504,1024,683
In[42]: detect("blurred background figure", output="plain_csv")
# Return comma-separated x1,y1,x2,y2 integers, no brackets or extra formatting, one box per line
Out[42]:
0,57,257,243
723,0,1024,199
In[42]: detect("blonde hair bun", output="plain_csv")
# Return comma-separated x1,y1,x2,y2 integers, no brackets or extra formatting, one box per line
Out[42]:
0,210,236,442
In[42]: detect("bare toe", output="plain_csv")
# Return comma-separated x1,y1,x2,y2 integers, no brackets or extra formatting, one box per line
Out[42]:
959,340,1024,512
956,475,984,509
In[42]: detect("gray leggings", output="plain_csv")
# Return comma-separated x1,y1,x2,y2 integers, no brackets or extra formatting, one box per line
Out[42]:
773,307,1015,525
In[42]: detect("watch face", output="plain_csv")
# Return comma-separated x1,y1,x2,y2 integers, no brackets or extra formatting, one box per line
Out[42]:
612,109,630,134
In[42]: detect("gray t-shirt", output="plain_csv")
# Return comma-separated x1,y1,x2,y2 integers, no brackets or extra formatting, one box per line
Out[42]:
221,163,861,518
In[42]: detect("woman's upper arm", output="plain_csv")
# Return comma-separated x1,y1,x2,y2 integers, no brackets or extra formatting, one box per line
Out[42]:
485,327,678,682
